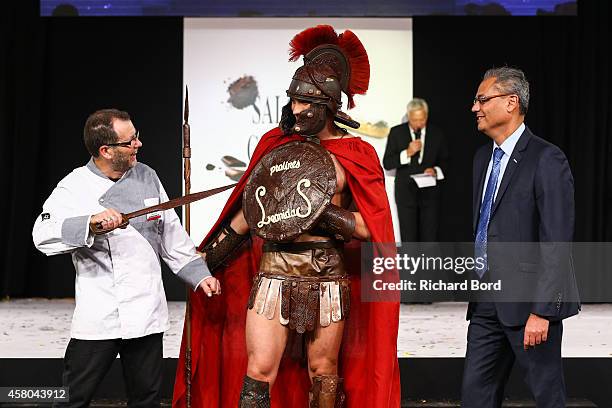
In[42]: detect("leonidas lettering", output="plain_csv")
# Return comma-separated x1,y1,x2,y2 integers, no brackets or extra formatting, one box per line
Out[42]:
256,179,312,228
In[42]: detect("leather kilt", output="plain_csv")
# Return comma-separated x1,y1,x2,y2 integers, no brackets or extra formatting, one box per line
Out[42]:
247,241,350,334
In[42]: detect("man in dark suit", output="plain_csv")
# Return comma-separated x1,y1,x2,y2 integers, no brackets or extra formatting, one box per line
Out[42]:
461,67,580,408
383,98,449,242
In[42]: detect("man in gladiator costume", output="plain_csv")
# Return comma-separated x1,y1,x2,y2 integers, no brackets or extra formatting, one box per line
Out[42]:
173,25,401,408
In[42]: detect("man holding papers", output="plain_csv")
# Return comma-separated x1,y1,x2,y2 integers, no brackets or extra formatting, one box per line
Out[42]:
383,98,450,243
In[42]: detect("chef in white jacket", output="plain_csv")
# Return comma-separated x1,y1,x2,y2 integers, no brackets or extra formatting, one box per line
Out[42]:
33,108,219,408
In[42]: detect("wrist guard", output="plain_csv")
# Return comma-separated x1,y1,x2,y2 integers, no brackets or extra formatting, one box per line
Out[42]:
317,204,355,242
202,224,249,272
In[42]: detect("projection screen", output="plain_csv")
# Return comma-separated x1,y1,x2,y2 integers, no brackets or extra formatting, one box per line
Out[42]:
183,18,413,243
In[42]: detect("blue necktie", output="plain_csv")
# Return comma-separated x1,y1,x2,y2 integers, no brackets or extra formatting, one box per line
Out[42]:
475,147,505,277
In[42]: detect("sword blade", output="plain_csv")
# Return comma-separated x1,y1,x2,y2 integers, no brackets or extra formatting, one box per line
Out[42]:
125,183,237,220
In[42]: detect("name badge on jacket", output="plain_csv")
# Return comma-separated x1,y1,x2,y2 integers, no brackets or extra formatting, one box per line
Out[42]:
144,198,162,222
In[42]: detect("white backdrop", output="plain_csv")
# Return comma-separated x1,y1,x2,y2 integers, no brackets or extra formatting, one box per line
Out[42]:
183,18,413,243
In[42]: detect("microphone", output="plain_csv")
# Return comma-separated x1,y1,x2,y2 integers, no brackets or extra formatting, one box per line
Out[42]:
414,128,422,140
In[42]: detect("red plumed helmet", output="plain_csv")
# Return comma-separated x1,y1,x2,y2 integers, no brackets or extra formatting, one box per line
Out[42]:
287,25,370,112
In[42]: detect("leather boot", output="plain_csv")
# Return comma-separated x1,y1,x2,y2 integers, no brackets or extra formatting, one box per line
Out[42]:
309,375,345,408
239,375,270,408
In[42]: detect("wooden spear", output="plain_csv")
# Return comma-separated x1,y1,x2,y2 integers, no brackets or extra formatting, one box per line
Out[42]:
182,85,192,408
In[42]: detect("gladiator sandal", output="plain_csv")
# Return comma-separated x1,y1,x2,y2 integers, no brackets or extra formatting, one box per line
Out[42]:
239,375,270,408
309,375,345,408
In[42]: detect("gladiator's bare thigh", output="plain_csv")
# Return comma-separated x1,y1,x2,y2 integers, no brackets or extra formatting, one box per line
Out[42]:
307,320,345,378
245,302,289,386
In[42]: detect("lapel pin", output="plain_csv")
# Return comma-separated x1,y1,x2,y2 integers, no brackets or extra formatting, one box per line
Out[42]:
513,158,518,163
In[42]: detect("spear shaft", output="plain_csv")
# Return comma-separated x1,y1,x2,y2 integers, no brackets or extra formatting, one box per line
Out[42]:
183,86,192,408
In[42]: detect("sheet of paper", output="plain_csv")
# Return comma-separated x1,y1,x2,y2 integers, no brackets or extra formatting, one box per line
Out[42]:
410,173,437,188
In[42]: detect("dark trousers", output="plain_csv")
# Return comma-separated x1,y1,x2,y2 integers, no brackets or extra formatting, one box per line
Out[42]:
461,302,566,408
54,332,163,408
396,181,439,243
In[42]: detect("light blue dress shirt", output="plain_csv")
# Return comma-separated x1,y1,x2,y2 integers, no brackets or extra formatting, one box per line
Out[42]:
481,122,525,204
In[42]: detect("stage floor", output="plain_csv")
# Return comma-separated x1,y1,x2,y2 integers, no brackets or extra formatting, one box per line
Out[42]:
1,299,610,359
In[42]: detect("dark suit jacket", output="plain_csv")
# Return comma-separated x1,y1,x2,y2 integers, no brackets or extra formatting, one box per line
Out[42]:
469,126,580,326
383,123,449,204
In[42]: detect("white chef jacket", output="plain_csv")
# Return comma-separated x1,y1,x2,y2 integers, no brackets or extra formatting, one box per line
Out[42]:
32,159,210,340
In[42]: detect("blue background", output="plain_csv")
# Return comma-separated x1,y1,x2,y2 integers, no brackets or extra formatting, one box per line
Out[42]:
41,0,577,17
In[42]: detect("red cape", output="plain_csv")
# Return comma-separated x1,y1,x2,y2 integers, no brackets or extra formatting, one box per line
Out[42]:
173,128,400,407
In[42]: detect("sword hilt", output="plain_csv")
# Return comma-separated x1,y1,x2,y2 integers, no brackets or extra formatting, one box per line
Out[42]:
90,214,130,235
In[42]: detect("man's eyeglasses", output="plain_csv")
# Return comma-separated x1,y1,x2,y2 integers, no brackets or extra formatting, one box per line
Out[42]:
472,93,515,106
106,131,140,148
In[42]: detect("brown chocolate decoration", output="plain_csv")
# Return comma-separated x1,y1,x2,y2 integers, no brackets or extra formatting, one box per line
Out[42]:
310,375,345,408
243,141,336,242
227,75,260,115
292,103,327,136
247,273,351,333
287,46,347,113
225,168,246,182
222,155,247,168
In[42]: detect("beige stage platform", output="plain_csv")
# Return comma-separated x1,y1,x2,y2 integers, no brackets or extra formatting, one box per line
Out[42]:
1,300,610,359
